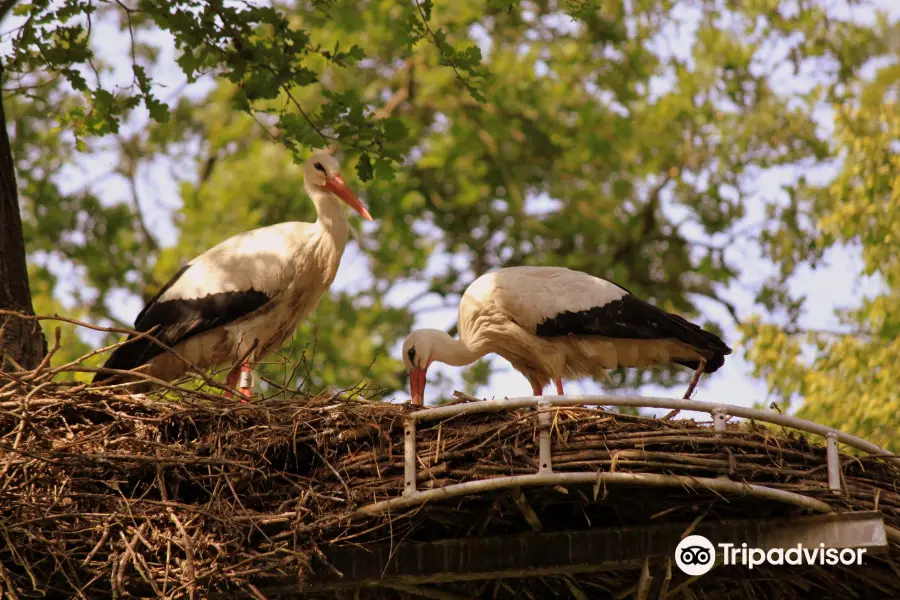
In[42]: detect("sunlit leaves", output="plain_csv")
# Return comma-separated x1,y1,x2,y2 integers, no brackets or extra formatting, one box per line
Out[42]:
743,80,900,450
3,0,487,182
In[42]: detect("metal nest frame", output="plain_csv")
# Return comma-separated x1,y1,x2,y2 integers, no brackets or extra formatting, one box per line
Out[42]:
354,394,900,534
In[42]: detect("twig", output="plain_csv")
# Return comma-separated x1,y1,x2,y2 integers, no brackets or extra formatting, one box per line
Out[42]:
168,512,196,600
311,447,353,505
0,310,242,397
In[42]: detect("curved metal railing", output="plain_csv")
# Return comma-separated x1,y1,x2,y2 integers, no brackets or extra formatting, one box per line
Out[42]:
353,394,900,523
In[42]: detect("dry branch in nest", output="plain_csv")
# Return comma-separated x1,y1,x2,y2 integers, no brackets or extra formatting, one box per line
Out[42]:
1,349,900,599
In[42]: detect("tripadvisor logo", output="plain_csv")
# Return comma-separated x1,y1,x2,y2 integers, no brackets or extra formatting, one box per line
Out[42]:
674,535,867,575
675,535,716,576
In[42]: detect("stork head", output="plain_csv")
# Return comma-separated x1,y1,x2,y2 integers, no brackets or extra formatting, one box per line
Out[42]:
401,329,440,406
305,150,372,221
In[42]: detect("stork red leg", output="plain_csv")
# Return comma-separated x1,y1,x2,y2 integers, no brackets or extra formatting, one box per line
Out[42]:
554,379,565,395
224,366,240,399
530,380,543,396
682,359,707,400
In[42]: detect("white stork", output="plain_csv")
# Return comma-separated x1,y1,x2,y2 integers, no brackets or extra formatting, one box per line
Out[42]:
94,151,371,398
401,266,731,405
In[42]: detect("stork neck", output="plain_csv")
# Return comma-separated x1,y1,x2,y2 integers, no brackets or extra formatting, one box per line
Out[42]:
432,334,487,367
307,182,350,246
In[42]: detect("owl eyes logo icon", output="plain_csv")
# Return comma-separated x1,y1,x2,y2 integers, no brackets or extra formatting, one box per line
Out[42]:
675,535,716,576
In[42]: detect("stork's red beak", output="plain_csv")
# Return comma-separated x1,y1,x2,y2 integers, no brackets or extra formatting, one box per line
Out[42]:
326,175,372,221
409,367,427,406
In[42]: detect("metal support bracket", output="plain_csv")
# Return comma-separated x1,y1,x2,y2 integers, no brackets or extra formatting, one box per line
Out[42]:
712,408,727,434
403,419,417,496
537,400,553,474
827,432,842,492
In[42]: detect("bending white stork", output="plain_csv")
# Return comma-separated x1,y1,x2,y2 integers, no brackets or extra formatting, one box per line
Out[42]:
94,151,371,398
401,266,731,405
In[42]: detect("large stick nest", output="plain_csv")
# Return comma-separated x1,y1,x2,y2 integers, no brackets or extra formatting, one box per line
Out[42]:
1,380,899,599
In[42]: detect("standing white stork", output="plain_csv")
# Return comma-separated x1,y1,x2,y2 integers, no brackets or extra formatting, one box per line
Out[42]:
93,151,371,398
401,266,731,405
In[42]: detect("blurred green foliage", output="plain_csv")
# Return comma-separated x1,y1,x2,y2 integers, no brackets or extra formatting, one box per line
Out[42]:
5,0,900,426
742,68,900,450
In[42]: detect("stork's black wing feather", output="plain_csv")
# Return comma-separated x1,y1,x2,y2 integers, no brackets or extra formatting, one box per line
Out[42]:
534,293,732,373
133,264,191,326
94,264,271,383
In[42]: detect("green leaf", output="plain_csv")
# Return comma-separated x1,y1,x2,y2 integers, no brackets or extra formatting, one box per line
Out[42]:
382,117,408,143
373,156,395,181
146,97,170,123
420,0,433,21
355,152,373,182
347,44,365,62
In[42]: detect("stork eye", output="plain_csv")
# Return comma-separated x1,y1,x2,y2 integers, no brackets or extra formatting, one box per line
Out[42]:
314,162,327,174
407,348,416,363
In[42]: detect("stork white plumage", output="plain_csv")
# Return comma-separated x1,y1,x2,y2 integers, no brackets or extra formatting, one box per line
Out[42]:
401,266,732,405
94,151,371,399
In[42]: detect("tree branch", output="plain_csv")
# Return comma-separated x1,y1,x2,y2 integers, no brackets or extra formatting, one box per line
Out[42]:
412,0,480,98
692,291,741,326
116,136,159,252
613,174,671,263
372,63,413,120
785,326,876,342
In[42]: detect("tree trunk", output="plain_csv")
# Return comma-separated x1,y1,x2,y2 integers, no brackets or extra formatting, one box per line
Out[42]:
0,60,46,370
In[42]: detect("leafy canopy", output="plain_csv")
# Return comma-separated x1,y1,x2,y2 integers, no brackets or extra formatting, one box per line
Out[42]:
742,61,900,450
5,0,480,178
